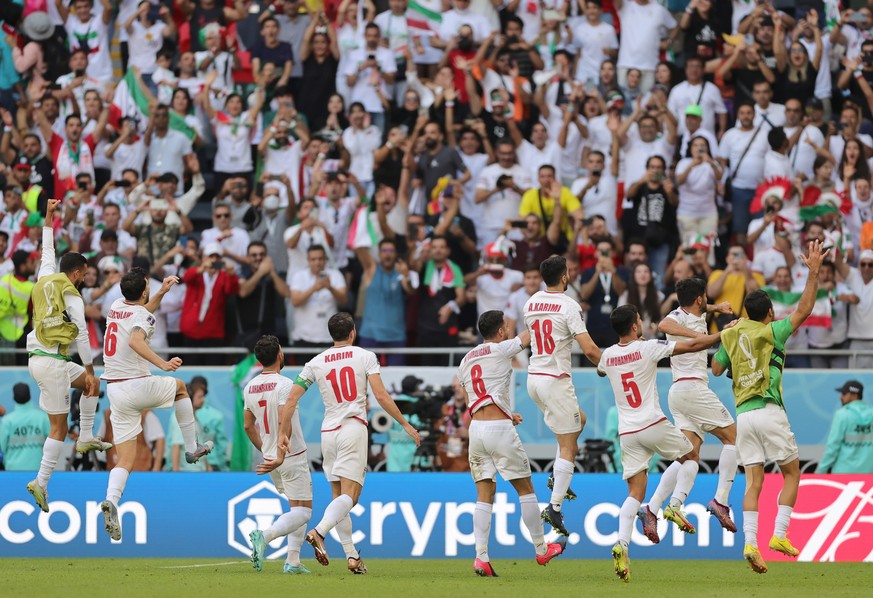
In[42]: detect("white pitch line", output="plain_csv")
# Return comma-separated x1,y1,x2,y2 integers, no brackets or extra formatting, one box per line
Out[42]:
160,561,250,569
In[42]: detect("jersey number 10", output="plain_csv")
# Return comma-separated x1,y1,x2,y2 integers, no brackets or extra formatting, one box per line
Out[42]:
326,367,358,404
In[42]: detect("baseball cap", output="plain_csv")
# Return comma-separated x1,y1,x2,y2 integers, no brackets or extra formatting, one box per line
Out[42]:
685,104,704,118
401,375,423,394
13,383,31,404
203,242,223,257
13,156,32,170
484,242,507,258
100,228,118,242
835,380,864,398
805,97,824,111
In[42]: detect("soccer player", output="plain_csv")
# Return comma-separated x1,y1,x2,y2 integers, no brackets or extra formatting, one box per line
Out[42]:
458,310,566,577
712,240,829,574
99,267,213,541
275,312,420,572
638,278,738,540
244,335,312,575
523,254,601,536
26,198,107,513
598,304,722,582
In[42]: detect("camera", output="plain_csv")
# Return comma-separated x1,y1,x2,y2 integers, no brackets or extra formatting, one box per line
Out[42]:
212,259,225,269
582,217,594,226
510,219,527,228
78,181,88,190
74,69,85,78
115,180,131,188
591,169,602,177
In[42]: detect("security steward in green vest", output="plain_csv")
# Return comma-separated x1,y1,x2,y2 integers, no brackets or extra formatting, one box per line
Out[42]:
712,240,829,572
8,157,47,216
0,249,36,365
24,199,105,514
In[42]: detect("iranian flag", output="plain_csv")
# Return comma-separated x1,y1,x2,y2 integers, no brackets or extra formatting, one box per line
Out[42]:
764,287,834,328
112,70,196,140
407,0,442,37
348,198,380,251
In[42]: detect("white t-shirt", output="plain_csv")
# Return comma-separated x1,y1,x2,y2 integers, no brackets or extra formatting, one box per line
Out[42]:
517,140,560,183
597,338,675,434
66,16,112,81
753,103,786,129
667,81,726,135
718,126,768,189
297,345,380,430
200,227,251,274
572,20,619,83
480,70,532,115
316,196,357,269
127,20,165,74
476,269,524,317
751,246,787,282
342,126,382,183
845,268,873,340
243,372,306,460
763,150,792,180
475,163,533,230
213,113,255,173
570,173,619,236
524,289,588,377
344,47,397,113
283,223,330,280
663,308,707,382
100,299,157,381
829,133,873,167
784,125,824,180
616,1,677,71
108,139,147,181
585,114,613,161
458,337,524,417
460,151,489,227
622,126,673,194
439,9,494,42
675,158,718,218
289,268,347,342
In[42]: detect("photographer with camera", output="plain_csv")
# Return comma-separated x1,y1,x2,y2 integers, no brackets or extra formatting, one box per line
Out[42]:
386,375,426,472
622,155,679,277
571,151,619,238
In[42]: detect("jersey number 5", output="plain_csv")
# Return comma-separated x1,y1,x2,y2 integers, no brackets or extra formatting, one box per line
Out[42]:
531,319,556,355
621,372,642,408
326,367,357,404
104,322,118,357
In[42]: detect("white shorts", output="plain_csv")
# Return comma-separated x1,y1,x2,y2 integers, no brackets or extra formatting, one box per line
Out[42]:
321,421,368,486
620,420,694,480
107,376,178,444
527,375,583,435
29,355,86,415
736,402,799,467
269,451,313,501
668,379,735,440
468,419,531,483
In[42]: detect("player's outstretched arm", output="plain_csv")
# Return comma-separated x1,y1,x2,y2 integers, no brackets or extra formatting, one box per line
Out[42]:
370,373,421,446
790,240,830,331
575,332,602,366
37,199,61,279
673,333,721,356
144,276,181,313
129,329,182,372
658,317,705,339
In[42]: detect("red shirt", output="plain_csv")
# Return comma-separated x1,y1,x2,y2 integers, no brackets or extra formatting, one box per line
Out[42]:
179,268,240,340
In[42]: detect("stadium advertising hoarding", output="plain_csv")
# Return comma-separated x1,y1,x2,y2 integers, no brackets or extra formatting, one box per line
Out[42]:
1,472,870,561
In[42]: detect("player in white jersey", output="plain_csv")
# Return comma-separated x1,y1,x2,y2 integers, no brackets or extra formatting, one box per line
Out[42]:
272,312,420,572
523,255,602,536
98,267,213,541
243,335,313,574
458,310,566,577
597,304,722,583
26,199,107,513
640,277,739,539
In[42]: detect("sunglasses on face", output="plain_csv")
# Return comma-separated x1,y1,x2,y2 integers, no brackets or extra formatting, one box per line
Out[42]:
861,262,873,268
249,252,266,258
215,213,230,219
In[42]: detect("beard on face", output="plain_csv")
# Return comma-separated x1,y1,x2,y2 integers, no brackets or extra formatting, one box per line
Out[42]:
425,138,438,150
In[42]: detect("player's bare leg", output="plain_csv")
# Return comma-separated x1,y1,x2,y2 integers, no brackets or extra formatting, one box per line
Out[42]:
251,498,312,573
101,438,137,541
768,458,801,558
741,463,768,573
70,372,111,453
614,470,646,582
308,478,363,569
27,412,69,513
508,477,566,567
473,480,498,576
707,424,738,532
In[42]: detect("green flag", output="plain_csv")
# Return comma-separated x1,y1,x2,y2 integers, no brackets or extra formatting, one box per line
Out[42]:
229,353,262,471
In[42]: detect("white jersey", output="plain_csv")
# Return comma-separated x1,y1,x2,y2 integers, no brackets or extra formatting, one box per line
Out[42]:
523,290,588,377
100,299,157,381
297,345,380,431
458,337,524,418
243,372,306,460
663,308,708,382
597,339,675,435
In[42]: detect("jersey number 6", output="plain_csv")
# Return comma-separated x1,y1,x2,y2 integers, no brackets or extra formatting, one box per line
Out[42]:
104,322,118,357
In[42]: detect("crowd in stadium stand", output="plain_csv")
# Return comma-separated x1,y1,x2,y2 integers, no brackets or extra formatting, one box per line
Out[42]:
2,0,873,373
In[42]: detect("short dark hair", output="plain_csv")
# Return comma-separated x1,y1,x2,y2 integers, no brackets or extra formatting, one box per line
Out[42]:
540,255,567,286
365,22,380,34
247,241,267,253
12,250,31,271
120,267,148,301
260,16,279,28
768,126,787,151
676,277,707,307
0,230,8,241
744,289,773,322
645,155,666,169
378,238,397,250
478,310,505,339
65,114,82,126
610,304,638,336
253,335,282,367
307,244,326,256
103,202,120,213
59,252,88,275
538,164,556,176
328,312,356,341
685,55,705,68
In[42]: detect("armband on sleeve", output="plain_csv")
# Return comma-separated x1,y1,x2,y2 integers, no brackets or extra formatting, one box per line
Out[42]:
294,376,312,390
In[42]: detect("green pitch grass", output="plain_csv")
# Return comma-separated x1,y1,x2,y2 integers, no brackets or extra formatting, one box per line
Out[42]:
6,558,869,597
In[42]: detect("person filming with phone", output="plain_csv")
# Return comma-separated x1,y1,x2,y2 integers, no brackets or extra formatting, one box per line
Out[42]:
623,155,679,276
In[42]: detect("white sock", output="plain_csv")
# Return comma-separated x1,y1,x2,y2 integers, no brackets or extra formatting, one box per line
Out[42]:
669,460,700,508
286,524,307,567
474,501,492,561
519,493,547,556
550,458,575,511
743,510,759,548
618,497,641,548
264,506,310,544
36,438,66,489
78,395,98,442
106,467,130,505
715,445,737,505
173,397,198,453
646,461,681,513
334,513,359,559
315,495,354,539
774,505,793,539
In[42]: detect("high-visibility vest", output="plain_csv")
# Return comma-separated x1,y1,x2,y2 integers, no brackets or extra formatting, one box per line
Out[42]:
22,184,43,214
0,274,34,341
31,272,80,356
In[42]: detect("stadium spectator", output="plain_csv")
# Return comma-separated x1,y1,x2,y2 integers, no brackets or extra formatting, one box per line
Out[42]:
214,177,253,229
614,0,677,94
167,375,228,472
290,244,348,356
579,236,628,348
0,384,49,471
123,197,192,267
617,262,663,340
808,261,853,370
200,203,251,275
707,245,765,332
519,164,582,246
237,241,291,349
816,381,873,474
414,235,465,365
623,155,678,277
0,250,35,365
835,249,873,370
464,240,522,318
